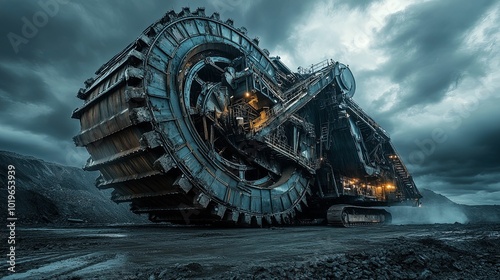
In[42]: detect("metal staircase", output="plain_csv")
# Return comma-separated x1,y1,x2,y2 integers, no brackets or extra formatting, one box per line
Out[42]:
263,128,316,173
387,144,422,201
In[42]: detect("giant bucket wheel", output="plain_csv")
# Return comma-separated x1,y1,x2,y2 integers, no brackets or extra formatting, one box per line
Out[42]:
72,8,310,226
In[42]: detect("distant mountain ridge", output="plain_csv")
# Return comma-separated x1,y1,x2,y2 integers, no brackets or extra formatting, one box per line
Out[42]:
389,188,500,224
418,188,457,205
0,150,145,225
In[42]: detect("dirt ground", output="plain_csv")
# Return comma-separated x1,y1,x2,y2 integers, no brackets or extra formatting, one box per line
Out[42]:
1,223,499,279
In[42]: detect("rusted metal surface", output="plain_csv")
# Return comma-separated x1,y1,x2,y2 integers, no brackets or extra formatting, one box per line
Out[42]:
72,8,421,226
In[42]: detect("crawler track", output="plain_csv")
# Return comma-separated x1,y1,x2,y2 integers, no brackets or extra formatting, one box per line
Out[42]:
327,205,392,227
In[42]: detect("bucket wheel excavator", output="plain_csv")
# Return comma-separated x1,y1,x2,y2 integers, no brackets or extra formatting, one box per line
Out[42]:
72,8,421,227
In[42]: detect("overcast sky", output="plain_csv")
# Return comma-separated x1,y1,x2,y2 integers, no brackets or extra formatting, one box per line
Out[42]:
1,0,499,205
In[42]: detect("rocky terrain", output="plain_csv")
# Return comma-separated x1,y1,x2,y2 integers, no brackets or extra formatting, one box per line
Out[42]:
1,223,499,279
0,150,145,225
211,226,500,280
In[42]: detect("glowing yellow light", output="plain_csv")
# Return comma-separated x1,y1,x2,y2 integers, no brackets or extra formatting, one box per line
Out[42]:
245,92,250,98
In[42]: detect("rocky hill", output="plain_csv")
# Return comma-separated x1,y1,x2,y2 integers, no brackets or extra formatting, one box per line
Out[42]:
0,150,145,225
389,188,500,224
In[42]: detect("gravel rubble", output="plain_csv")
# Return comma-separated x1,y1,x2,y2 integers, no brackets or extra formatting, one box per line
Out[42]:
145,229,500,280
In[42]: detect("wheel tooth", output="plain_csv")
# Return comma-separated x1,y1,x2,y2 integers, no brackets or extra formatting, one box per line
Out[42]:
145,26,157,37
84,77,95,89
282,213,290,224
165,10,177,22
125,67,144,81
173,175,193,193
127,48,145,63
295,203,303,213
225,18,234,26
255,216,263,227
140,131,161,149
158,14,169,25
136,34,151,49
179,7,191,17
264,215,273,225
238,26,247,35
242,213,251,225
229,211,239,223
194,7,205,16
212,204,227,219
301,195,309,207
154,154,176,173
194,192,210,208
252,37,260,46
129,107,152,124
76,88,86,100
273,214,282,224
95,174,104,186
125,87,146,104
283,211,295,224
211,12,220,21
72,135,83,147
150,22,166,36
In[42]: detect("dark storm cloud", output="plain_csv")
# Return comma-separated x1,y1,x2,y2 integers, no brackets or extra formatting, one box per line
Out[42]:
0,0,185,79
230,0,315,48
335,0,383,11
350,69,398,132
15,99,78,140
0,63,51,104
393,99,500,199
375,0,495,110
417,125,500,180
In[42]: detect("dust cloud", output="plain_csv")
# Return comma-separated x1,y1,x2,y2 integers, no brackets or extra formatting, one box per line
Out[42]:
387,205,469,225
